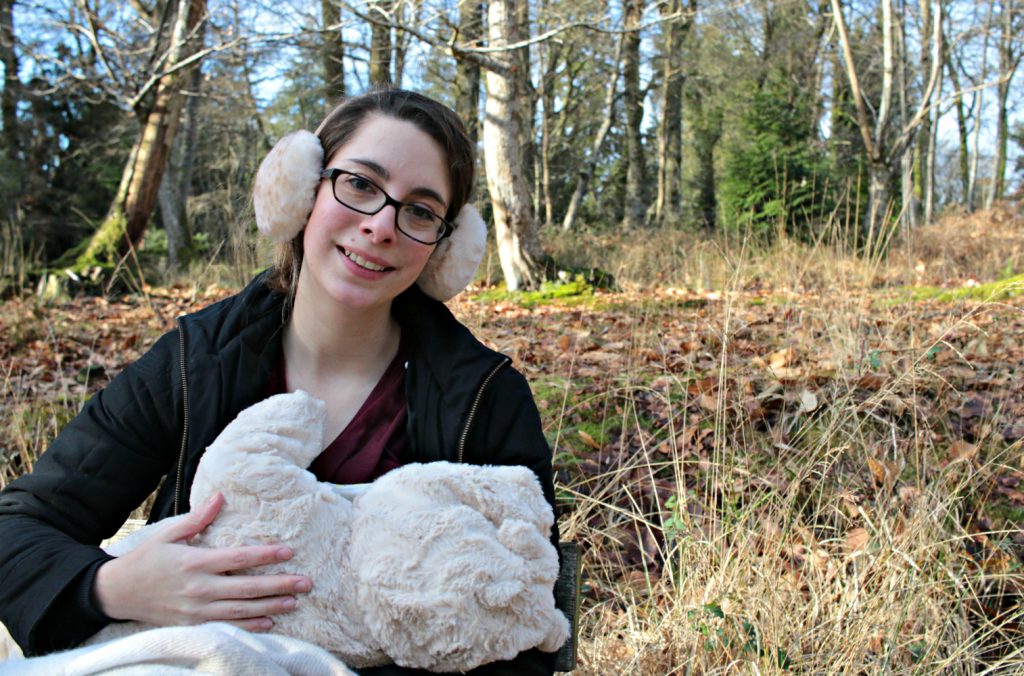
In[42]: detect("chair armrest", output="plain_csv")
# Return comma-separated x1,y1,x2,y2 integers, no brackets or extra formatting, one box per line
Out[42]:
553,541,581,672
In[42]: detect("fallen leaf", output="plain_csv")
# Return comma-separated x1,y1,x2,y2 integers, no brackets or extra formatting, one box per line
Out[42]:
578,430,602,450
798,388,819,413
845,527,869,554
946,440,978,465
768,347,797,370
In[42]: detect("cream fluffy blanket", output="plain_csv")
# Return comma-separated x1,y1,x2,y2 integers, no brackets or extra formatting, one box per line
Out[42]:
0,622,354,675
87,391,568,672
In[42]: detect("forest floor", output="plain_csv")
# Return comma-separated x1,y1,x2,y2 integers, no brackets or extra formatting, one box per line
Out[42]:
2,205,1024,672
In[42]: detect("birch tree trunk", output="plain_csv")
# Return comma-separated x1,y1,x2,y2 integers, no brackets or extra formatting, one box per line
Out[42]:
622,0,646,229
73,0,207,269
483,0,549,290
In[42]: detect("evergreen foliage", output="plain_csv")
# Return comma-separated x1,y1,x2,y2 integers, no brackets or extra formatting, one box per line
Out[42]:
720,72,833,241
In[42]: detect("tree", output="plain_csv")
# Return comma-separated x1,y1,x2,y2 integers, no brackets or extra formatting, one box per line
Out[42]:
652,0,693,227
368,0,393,85
483,0,551,290
453,1,484,146
322,0,346,105
621,0,646,229
987,0,1022,206
0,0,21,220
72,0,208,269
830,0,942,238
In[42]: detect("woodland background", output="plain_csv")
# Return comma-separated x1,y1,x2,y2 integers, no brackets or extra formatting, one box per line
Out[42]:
2,0,1024,673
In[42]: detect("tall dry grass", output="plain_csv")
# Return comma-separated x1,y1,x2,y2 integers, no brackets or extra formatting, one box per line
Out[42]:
1,206,1022,671
540,211,1024,673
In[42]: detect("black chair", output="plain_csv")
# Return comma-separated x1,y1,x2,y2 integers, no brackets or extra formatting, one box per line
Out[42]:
553,542,581,672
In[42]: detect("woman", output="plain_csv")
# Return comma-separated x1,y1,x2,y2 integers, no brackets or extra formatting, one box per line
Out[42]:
0,89,558,674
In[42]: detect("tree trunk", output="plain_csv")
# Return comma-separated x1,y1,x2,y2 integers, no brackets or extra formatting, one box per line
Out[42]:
866,161,892,250
562,35,623,232
454,1,483,146
483,0,549,291
988,0,1018,207
158,65,201,271
621,0,646,229
0,0,18,166
73,0,206,269
967,0,994,211
368,1,392,85
321,0,345,106
0,0,21,225
945,46,970,204
653,0,689,227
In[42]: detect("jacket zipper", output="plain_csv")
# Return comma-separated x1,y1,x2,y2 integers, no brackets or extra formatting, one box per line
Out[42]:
456,357,510,463
173,318,190,516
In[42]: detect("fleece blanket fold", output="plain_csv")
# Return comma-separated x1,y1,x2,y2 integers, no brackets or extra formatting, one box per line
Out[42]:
0,622,354,675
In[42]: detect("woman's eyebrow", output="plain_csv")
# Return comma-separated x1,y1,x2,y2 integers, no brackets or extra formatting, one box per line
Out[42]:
344,157,448,208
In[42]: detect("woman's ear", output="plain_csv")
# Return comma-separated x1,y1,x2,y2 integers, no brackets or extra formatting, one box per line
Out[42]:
253,130,324,242
416,204,488,302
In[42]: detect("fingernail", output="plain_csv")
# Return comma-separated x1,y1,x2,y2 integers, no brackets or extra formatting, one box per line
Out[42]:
282,597,297,610
259,618,274,631
276,547,293,560
294,579,311,593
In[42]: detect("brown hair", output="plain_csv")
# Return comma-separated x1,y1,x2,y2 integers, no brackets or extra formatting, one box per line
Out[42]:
268,89,476,296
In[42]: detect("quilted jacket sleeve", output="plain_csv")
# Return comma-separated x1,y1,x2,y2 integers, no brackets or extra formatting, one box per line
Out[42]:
0,329,184,655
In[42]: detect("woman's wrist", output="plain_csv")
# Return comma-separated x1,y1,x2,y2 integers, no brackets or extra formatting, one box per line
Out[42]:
93,557,130,621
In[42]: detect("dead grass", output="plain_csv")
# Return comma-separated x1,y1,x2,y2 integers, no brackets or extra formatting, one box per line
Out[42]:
2,204,1023,671
537,204,1024,673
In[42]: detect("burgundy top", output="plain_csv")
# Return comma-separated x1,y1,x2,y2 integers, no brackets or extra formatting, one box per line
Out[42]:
265,341,409,484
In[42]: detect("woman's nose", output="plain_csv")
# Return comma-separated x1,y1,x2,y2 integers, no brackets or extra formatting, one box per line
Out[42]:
361,206,397,244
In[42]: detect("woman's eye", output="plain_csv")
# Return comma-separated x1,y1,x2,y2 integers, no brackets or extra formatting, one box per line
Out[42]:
405,205,437,222
345,176,377,193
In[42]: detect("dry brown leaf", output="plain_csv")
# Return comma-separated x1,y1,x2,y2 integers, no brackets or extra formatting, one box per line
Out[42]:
798,388,819,413
768,347,797,369
946,440,979,465
556,334,571,352
578,430,602,450
845,527,870,554
867,457,899,490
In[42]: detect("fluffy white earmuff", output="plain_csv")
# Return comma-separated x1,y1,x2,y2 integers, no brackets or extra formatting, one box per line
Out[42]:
252,130,486,302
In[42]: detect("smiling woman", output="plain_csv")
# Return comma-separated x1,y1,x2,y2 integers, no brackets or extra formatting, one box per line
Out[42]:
0,89,562,675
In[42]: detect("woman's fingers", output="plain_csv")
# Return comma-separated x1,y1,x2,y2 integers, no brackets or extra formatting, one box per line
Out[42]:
156,493,225,544
209,571,312,599
200,594,299,623
196,543,300,574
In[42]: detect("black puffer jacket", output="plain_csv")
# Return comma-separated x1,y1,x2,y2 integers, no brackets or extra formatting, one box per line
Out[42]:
0,273,557,674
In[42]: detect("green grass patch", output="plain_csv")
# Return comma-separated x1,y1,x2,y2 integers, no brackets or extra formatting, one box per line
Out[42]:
899,273,1024,303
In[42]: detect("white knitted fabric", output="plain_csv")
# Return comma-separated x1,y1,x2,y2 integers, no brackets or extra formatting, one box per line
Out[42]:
0,623,354,676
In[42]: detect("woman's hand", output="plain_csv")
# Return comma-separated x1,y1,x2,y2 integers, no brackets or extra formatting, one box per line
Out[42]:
94,493,313,632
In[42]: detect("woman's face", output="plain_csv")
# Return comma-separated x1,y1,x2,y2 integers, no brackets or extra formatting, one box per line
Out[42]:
299,113,451,312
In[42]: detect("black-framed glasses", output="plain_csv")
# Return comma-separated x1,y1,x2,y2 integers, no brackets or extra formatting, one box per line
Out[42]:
319,168,453,245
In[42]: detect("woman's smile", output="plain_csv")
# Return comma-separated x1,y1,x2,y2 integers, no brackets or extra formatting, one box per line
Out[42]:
338,245,393,273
